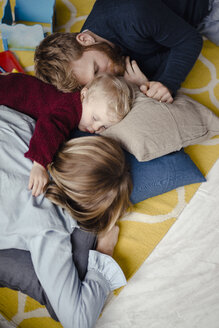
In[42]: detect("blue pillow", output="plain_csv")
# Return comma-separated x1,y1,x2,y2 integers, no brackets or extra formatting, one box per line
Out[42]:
125,150,205,204
71,130,206,204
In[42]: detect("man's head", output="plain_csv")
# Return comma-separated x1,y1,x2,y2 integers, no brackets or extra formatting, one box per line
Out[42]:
34,32,126,93
78,73,134,134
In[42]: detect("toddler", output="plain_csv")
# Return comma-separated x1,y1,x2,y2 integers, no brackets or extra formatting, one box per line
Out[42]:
0,72,134,196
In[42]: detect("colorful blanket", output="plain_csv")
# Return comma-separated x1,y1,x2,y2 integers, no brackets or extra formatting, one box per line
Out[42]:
0,0,219,327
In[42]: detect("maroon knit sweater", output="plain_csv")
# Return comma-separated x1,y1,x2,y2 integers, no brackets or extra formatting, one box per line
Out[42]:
0,73,82,168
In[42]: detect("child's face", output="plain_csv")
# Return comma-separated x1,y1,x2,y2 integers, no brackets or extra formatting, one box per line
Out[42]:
78,88,117,134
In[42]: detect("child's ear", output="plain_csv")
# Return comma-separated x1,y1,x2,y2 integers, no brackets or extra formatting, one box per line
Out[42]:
76,32,96,46
80,87,88,101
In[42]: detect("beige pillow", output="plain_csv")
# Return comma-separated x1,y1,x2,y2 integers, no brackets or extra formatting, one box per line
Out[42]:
101,91,219,161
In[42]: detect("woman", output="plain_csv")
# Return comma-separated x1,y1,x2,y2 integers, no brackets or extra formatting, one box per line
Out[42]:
0,105,132,327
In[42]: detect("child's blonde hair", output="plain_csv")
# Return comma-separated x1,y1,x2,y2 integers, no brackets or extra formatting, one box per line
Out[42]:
46,136,132,233
86,74,134,123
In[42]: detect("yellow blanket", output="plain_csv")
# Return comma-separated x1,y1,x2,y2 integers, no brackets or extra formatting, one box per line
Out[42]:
0,0,219,327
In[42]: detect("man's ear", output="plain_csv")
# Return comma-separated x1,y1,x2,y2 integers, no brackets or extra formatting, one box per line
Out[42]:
80,87,88,101
76,32,96,46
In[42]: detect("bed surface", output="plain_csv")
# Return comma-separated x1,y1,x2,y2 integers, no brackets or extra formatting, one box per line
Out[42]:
0,0,219,327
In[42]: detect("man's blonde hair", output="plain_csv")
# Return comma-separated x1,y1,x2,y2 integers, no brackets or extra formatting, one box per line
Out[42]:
46,136,132,233
86,74,135,122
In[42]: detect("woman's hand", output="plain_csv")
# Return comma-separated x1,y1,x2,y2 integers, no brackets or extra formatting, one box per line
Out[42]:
96,225,119,257
28,161,49,197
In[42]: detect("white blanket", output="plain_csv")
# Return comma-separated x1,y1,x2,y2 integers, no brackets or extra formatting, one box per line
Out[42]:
96,157,219,328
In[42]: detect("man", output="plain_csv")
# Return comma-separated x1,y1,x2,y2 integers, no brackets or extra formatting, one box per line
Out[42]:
35,0,218,102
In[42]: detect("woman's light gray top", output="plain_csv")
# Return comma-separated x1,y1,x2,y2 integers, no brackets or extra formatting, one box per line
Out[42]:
0,105,126,328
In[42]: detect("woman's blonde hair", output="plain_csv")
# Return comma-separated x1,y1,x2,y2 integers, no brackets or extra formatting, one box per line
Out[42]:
85,74,134,122
46,136,132,233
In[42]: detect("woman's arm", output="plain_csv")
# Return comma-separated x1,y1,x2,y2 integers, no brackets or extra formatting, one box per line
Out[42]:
29,227,126,328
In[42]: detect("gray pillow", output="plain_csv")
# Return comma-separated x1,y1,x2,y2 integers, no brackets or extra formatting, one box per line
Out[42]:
102,91,219,161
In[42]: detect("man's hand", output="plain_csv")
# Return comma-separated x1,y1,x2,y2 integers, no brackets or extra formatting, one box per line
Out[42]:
28,161,49,197
124,57,173,103
124,56,148,86
140,81,173,103
96,225,119,257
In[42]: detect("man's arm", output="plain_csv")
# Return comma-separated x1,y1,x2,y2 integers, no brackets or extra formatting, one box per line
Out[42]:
135,0,203,94
124,57,173,103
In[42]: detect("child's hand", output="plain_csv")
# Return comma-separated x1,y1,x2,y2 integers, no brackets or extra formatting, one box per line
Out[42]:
28,161,49,197
140,81,173,103
96,225,119,257
124,56,149,86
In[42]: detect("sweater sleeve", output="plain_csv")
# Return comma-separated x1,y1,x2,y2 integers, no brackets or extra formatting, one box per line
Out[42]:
0,73,81,168
135,0,203,93
24,111,75,168
0,73,29,111
0,73,49,116
29,230,126,328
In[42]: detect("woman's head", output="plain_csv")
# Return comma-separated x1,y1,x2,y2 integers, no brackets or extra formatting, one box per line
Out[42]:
46,136,132,233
